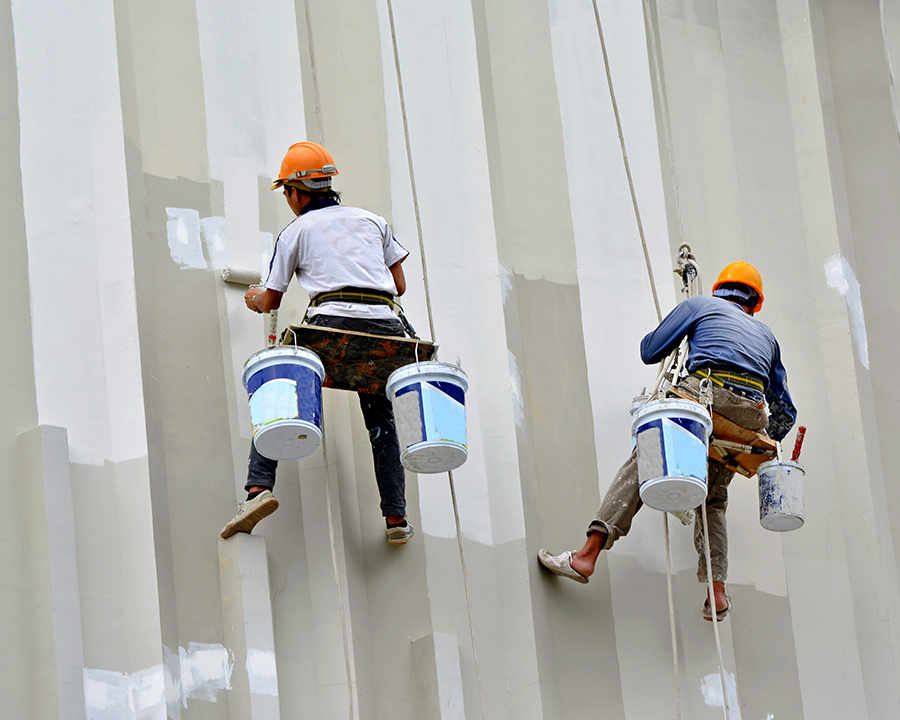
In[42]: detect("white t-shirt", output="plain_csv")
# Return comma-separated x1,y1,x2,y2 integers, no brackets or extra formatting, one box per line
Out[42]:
264,204,409,320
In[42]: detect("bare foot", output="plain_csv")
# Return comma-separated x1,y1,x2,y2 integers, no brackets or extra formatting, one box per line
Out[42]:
708,580,729,613
569,531,606,578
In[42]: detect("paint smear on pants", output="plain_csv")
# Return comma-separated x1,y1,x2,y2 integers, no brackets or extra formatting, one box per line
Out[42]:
701,671,741,718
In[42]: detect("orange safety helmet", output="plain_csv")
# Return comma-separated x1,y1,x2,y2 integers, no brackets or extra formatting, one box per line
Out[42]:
271,141,338,191
712,261,764,313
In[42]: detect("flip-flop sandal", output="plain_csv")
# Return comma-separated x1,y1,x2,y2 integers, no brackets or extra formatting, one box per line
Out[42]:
702,591,732,621
538,549,589,584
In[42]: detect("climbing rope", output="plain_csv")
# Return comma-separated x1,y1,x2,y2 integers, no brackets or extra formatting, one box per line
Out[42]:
594,4,732,717
300,8,354,719
591,4,685,716
385,2,487,719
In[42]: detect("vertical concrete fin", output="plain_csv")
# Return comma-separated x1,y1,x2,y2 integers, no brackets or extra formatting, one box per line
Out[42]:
411,633,465,720
219,534,281,720
18,425,87,720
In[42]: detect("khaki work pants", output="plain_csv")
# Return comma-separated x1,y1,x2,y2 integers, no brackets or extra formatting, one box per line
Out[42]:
588,376,768,583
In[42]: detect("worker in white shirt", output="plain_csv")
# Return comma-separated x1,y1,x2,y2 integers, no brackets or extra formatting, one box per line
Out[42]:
221,142,414,546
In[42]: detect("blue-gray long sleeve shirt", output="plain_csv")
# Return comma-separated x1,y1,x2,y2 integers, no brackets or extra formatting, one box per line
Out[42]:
640,295,797,441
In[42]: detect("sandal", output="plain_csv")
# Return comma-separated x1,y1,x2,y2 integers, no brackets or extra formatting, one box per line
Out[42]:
702,589,732,621
537,549,589,584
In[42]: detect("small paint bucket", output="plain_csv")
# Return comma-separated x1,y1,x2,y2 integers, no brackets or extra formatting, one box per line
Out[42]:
242,347,325,461
386,362,468,473
757,459,805,531
633,398,712,512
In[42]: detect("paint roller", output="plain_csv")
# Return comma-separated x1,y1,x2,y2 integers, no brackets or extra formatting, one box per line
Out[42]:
221,266,279,348
221,266,262,286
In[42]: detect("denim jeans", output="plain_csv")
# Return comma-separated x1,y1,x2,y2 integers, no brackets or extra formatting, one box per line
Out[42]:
246,313,408,517
588,375,768,583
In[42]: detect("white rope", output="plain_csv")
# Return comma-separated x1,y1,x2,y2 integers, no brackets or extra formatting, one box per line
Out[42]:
384,3,487,718
302,0,325,145
300,7,352,716
592,0,661,321
642,0,687,248
385,0,437,344
701,501,732,720
591,4,683,716
661,512,684,719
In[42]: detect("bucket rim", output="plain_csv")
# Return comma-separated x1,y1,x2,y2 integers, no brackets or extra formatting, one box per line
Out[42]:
242,346,325,388
757,458,805,474
386,361,468,395
631,397,712,433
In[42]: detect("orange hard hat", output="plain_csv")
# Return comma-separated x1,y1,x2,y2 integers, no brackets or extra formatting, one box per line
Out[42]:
271,141,338,191
712,261,764,313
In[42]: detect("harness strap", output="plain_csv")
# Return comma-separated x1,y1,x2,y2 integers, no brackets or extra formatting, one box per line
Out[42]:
692,368,765,394
309,286,395,308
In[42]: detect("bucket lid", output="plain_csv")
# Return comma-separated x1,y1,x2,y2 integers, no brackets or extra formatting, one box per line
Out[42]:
242,346,325,389
386,361,468,397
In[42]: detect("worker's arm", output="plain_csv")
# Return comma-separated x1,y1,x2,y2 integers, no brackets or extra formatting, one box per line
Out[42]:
639,298,698,364
389,259,407,297
764,344,797,441
245,286,284,313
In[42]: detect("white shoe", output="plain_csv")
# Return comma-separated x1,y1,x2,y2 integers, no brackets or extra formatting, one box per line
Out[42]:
386,520,415,545
221,490,279,539
537,549,589,584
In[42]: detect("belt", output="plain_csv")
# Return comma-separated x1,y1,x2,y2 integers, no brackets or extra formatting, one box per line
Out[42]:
691,368,765,396
309,286,395,309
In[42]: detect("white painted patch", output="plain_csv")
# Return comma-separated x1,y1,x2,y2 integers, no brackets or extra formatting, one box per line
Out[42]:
200,216,228,269
246,648,279,696
824,255,869,369
767,713,774,720
499,263,513,305
166,208,207,269
85,644,232,719
163,646,182,720
84,668,134,720
701,671,741,718
179,642,233,706
508,350,524,426
131,666,166,720
84,666,165,720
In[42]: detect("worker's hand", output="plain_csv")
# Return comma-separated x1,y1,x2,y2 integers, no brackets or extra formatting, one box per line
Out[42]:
244,286,264,313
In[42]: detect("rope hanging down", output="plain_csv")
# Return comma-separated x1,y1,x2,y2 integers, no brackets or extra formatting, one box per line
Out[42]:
593,4,733,718
385,3,487,719
301,6,354,719
591,4,684,717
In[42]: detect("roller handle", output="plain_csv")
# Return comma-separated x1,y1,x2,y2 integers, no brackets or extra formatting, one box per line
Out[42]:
791,426,807,462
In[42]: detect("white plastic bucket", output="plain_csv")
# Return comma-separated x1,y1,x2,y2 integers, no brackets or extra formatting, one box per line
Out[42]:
386,362,469,473
633,398,712,512
757,459,805,531
242,347,325,461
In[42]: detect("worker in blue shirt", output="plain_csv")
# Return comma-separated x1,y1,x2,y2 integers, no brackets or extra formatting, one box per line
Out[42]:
538,262,796,620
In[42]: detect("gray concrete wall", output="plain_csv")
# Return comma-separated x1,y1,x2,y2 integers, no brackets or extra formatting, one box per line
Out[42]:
2,0,899,718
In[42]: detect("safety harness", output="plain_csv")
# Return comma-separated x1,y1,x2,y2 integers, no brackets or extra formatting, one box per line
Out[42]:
691,368,765,398
305,286,419,339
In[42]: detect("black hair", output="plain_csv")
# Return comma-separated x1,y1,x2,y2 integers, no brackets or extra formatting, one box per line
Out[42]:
285,184,342,203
